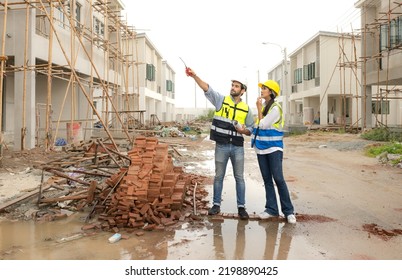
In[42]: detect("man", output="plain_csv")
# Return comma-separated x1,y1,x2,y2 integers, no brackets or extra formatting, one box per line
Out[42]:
186,67,254,219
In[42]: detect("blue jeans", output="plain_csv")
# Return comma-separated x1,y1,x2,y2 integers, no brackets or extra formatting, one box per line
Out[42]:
257,151,294,216
213,143,246,208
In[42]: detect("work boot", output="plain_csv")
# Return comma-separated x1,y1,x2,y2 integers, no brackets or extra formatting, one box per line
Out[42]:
238,207,249,220
208,205,221,215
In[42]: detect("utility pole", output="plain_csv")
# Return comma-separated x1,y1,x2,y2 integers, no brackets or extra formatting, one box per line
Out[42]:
283,47,289,128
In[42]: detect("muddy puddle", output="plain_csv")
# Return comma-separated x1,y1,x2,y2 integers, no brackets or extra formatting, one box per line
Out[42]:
0,212,300,260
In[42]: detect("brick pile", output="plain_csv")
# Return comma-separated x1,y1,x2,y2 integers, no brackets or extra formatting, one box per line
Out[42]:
97,136,190,231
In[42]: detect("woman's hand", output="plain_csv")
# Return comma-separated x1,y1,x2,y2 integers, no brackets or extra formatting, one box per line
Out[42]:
256,97,263,110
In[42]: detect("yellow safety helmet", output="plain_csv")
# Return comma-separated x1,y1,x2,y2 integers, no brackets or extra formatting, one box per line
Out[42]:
258,80,280,96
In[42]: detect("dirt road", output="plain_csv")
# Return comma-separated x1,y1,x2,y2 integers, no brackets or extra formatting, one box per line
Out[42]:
1,131,402,260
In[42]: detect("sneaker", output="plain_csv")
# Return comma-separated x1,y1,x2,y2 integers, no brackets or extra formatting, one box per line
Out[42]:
287,214,297,224
259,211,277,220
238,207,249,220
208,205,221,215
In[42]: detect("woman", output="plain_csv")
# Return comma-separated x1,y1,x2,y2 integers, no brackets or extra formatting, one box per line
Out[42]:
251,80,296,224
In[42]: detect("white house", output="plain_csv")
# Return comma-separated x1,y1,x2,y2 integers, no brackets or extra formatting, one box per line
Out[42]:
268,31,361,128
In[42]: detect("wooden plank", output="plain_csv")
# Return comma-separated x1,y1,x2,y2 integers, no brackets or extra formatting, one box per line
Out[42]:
0,185,53,212
39,194,88,204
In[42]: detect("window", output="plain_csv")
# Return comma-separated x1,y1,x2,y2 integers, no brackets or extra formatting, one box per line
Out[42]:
390,19,398,48
57,6,66,27
146,64,156,81
294,68,302,84
380,24,389,52
303,62,315,81
303,65,308,80
166,80,175,92
100,22,105,37
166,80,173,91
75,3,82,28
65,0,71,14
372,100,390,114
398,16,402,46
93,17,99,34
56,0,71,28
309,62,315,80
380,16,402,51
93,101,97,115
93,17,104,37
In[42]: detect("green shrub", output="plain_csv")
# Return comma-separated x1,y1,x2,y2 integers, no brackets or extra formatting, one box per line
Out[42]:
361,127,391,141
365,142,402,157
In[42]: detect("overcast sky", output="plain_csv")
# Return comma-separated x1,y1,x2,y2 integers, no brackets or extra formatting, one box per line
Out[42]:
122,0,360,109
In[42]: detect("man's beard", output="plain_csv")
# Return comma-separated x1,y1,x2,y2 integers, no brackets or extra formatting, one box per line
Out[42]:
230,90,241,97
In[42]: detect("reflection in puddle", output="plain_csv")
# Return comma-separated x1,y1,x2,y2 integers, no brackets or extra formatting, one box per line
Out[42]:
1,211,296,260
212,219,293,260
160,219,294,260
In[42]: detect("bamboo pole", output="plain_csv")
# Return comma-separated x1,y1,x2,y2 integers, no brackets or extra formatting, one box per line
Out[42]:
84,0,94,141
21,1,30,150
111,14,118,130
362,18,368,130
104,4,109,128
45,0,54,151
0,0,8,159
124,17,130,112
135,36,140,112
337,31,345,128
70,0,76,145
352,30,359,131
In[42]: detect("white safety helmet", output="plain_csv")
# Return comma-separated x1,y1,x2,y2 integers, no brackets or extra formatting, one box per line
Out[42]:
231,79,247,91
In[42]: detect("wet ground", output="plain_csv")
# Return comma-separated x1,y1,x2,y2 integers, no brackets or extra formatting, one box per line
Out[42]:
1,132,402,260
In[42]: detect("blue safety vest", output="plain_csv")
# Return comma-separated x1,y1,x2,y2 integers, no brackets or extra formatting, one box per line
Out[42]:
251,102,284,150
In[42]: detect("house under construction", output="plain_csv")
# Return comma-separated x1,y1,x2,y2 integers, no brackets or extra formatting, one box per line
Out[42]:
266,0,401,132
0,0,176,156
357,0,402,129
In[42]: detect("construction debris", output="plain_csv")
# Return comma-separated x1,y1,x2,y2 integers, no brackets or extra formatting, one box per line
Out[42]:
0,135,212,233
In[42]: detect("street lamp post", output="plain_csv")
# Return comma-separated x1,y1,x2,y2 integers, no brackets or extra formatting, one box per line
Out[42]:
243,66,248,104
261,42,289,128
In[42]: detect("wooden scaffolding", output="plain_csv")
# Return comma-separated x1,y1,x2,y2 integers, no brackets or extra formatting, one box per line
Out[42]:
357,0,402,129
0,0,141,159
